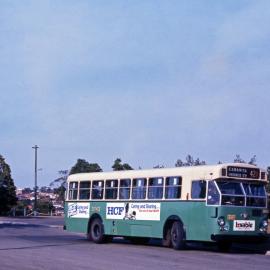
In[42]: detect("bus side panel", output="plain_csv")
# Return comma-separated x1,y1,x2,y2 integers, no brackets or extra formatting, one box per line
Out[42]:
64,202,90,234
103,201,163,238
186,202,212,241
161,201,209,241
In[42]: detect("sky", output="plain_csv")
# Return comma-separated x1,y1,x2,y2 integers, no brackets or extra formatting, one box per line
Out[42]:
1,0,270,188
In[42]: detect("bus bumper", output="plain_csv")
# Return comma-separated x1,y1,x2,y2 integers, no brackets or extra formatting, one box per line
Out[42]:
211,234,269,243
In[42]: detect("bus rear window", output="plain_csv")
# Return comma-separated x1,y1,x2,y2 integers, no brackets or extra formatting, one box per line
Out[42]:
68,182,78,200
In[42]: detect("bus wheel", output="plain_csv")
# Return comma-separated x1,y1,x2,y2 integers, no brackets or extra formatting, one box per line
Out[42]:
217,241,231,252
171,221,185,250
90,218,106,244
162,227,172,247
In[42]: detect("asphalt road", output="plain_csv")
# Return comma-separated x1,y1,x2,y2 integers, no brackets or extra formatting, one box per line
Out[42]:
0,217,269,270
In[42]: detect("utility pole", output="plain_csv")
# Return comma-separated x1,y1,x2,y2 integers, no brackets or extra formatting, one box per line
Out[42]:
32,145,39,216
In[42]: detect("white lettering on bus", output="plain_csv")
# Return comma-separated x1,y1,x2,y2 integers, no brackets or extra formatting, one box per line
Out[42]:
107,207,124,216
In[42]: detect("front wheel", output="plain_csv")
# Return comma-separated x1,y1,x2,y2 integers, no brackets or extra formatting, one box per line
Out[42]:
171,221,185,250
90,218,106,244
162,227,171,247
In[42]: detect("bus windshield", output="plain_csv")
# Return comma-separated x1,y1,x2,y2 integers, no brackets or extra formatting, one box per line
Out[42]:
211,180,267,207
243,183,266,207
216,181,245,206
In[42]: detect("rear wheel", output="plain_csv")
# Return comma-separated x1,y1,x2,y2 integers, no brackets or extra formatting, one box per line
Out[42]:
90,218,106,244
171,221,185,250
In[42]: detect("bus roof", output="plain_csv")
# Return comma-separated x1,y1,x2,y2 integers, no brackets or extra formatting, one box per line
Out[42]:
67,163,267,183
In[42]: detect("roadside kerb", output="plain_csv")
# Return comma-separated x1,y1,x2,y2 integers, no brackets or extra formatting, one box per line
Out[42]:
0,220,63,229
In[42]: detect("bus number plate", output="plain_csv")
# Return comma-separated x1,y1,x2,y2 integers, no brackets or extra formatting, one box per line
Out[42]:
233,220,255,231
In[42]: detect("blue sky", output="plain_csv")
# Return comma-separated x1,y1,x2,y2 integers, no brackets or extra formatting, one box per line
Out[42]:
1,0,270,188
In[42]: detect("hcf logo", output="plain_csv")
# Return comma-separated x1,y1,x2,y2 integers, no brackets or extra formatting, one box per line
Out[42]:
107,206,124,216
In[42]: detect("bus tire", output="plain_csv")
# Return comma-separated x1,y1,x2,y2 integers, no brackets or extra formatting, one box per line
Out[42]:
171,221,185,250
90,218,106,244
162,226,172,247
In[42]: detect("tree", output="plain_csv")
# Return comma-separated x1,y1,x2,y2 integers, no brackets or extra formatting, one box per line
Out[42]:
112,158,133,171
0,155,17,215
40,186,52,193
233,154,257,165
37,199,54,214
70,159,102,175
248,155,257,165
22,187,32,194
233,154,246,163
50,160,103,202
175,155,206,167
54,185,66,202
50,170,69,203
153,164,165,169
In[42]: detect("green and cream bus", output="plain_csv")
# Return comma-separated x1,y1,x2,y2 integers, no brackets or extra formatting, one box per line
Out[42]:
64,163,269,250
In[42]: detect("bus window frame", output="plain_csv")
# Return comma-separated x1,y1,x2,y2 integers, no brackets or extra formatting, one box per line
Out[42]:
191,180,207,200
206,180,221,206
68,181,79,201
105,179,119,200
206,179,268,208
148,177,164,200
131,178,147,200
243,182,267,208
91,180,105,200
119,178,131,200
164,176,182,200
78,181,91,200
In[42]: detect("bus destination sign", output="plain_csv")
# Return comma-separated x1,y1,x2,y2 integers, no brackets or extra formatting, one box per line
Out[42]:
227,166,260,179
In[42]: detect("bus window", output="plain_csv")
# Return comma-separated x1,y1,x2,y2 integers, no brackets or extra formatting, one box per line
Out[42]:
148,177,163,199
191,180,206,199
105,180,118,199
243,183,266,207
165,177,182,199
132,178,146,199
68,182,78,200
217,181,245,206
91,180,104,200
79,181,90,200
119,179,131,199
207,181,220,205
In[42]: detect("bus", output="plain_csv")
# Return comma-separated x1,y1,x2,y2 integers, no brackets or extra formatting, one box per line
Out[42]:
64,163,269,251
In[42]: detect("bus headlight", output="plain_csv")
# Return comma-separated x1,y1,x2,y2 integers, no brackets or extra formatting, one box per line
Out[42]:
217,216,225,227
260,220,268,232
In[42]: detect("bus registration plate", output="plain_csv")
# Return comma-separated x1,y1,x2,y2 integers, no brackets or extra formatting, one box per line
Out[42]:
233,220,255,231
